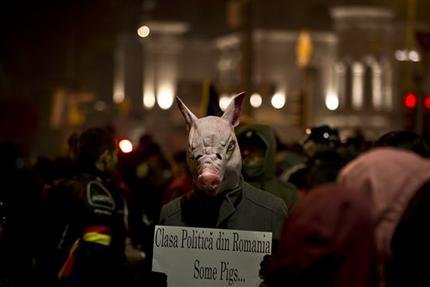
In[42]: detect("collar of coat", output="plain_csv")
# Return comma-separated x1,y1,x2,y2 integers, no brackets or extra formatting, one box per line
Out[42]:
182,177,244,228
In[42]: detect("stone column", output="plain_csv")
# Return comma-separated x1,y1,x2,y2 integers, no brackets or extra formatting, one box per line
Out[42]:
140,21,189,110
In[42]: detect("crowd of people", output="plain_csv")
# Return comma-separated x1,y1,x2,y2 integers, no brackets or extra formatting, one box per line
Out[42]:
1,120,430,286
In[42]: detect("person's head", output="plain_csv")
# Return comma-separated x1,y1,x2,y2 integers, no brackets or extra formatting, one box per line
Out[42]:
306,150,345,189
238,131,266,178
176,92,245,196
374,130,430,158
338,148,430,258
67,132,79,160
76,127,118,173
303,125,340,158
236,124,276,181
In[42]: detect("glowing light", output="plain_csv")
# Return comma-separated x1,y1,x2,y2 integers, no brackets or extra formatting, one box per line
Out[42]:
305,128,311,135
250,93,262,108
137,25,150,38
325,92,339,111
157,85,174,110
113,49,125,104
395,49,421,62
271,91,286,109
113,78,125,104
404,92,417,109
113,91,124,104
219,94,232,111
119,139,133,153
425,96,430,109
143,89,156,109
408,50,420,62
395,50,408,61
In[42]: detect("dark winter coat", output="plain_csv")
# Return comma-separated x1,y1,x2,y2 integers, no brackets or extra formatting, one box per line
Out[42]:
159,178,287,240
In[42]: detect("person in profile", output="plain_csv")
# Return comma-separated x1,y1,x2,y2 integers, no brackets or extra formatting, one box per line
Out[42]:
37,127,130,286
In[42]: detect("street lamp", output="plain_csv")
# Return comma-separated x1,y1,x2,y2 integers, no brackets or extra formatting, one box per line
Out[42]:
137,25,150,38
325,91,339,111
271,91,286,109
250,93,262,108
394,49,421,62
219,94,232,111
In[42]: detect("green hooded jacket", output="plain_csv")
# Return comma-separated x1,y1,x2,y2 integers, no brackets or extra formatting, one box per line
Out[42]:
236,124,298,210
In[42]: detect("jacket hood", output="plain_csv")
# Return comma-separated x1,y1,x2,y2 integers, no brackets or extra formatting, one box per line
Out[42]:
266,183,378,287
338,147,430,258
236,123,276,181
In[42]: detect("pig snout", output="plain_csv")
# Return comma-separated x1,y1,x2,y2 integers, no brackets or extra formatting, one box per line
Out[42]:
197,171,221,192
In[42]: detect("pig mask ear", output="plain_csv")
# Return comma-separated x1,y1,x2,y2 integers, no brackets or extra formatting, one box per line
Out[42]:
221,92,245,127
176,96,198,130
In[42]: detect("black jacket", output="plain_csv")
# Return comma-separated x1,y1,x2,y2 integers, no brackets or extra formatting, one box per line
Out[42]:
37,171,127,287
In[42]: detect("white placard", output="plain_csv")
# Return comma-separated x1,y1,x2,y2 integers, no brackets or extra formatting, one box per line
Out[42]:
152,225,272,287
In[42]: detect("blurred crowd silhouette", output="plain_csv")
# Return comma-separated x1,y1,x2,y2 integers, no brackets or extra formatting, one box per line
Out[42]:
1,123,430,287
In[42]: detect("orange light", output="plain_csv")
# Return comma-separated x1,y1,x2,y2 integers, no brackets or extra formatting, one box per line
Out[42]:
119,139,133,153
424,96,430,110
404,92,417,109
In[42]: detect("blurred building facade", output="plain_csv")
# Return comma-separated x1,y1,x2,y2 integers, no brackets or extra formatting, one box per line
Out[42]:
111,5,427,151
4,2,430,158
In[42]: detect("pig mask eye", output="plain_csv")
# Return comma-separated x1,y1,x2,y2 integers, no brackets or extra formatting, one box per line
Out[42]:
188,146,202,161
227,141,235,151
226,141,236,157
188,151,198,161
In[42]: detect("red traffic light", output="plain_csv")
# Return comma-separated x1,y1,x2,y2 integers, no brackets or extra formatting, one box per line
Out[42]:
424,95,430,110
404,92,417,109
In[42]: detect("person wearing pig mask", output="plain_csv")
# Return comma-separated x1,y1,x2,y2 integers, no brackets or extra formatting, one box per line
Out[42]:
159,93,287,241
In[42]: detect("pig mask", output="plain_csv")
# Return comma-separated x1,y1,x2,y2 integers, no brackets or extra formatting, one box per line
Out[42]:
176,93,245,196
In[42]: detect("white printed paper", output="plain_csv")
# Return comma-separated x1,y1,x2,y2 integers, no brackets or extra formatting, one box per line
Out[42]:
152,225,272,287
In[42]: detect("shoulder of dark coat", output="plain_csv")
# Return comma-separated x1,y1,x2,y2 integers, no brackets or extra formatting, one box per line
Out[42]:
160,196,182,219
49,174,103,201
263,178,298,194
242,181,288,215
45,176,85,195
57,174,94,191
